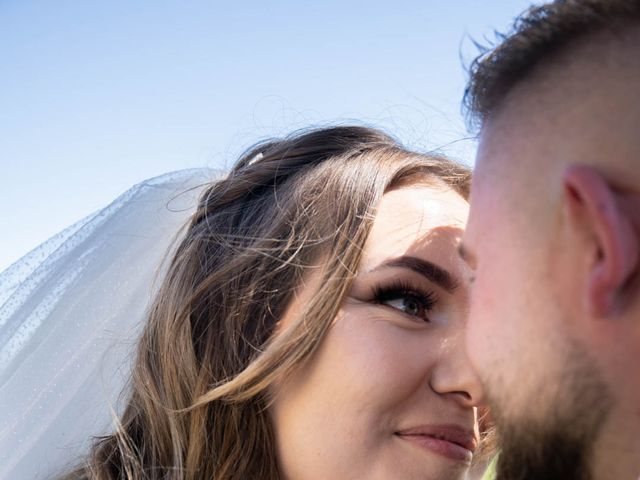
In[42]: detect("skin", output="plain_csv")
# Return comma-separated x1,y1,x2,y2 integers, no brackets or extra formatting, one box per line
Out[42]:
270,183,483,480
461,28,640,480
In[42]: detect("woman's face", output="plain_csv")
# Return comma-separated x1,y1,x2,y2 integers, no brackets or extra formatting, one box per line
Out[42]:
269,183,481,480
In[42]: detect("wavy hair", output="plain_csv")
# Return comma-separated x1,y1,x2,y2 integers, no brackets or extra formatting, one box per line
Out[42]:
62,126,471,480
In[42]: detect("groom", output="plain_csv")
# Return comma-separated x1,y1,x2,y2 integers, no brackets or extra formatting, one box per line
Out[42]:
459,1,640,479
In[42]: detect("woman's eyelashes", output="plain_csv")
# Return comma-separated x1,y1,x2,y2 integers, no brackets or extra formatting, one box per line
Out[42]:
371,280,438,322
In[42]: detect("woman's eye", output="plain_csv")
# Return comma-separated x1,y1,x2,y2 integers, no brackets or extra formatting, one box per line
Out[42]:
376,289,437,322
384,296,426,318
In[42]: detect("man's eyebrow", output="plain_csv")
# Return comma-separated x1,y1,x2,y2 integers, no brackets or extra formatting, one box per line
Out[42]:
374,255,458,293
457,242,476,268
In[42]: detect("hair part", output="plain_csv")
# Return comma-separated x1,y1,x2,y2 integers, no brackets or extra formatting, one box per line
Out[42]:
464,0,640,130
62,126,470,480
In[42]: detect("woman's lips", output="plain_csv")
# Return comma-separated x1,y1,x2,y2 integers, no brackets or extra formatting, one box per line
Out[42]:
395,424,478,462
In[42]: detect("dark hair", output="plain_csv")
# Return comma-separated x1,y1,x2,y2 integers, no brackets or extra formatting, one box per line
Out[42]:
464,0,640,129
61,126,471,480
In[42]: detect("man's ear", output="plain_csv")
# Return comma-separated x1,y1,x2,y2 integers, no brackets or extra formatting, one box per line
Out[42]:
562,165,640,318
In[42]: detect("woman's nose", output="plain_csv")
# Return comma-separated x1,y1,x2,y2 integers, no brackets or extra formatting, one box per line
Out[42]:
428,333,485,408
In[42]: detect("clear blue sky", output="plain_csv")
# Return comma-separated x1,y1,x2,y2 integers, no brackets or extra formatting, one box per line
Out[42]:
0,0,536,272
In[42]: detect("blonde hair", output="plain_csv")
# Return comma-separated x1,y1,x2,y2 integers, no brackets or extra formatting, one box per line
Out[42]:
63,126,471,480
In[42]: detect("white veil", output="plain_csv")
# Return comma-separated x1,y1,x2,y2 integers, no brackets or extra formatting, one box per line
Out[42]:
0,168,220,479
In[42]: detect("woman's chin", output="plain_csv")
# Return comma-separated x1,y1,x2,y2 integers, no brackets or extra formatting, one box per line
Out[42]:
367,439,473,480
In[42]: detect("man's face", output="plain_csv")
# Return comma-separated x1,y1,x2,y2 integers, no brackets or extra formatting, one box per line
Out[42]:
460,32,640,478
463,138,610,478
461,112,605,457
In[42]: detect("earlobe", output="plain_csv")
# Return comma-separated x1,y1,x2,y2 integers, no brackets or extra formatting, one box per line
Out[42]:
562,165,640,318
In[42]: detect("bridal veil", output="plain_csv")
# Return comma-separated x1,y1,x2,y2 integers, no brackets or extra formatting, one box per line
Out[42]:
0,169,219,479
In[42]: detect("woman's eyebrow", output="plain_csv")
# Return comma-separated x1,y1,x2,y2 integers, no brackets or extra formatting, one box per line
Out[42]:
372,255,458,293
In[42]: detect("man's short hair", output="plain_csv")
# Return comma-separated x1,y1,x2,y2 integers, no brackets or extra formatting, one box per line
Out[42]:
464,0,640,130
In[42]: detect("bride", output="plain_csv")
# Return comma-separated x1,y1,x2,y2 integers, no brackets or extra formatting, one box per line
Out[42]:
0,126,490,479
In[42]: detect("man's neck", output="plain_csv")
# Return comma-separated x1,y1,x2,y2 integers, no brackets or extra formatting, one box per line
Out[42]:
591,404,640,480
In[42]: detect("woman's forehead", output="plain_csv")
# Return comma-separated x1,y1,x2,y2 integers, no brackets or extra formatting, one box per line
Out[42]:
359,185,468,269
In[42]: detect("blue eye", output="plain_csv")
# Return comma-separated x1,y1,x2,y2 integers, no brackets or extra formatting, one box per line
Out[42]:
384,295,427,317
372,282,437,321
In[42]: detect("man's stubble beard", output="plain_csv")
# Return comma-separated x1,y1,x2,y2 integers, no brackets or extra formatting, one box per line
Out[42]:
490,341,612,480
